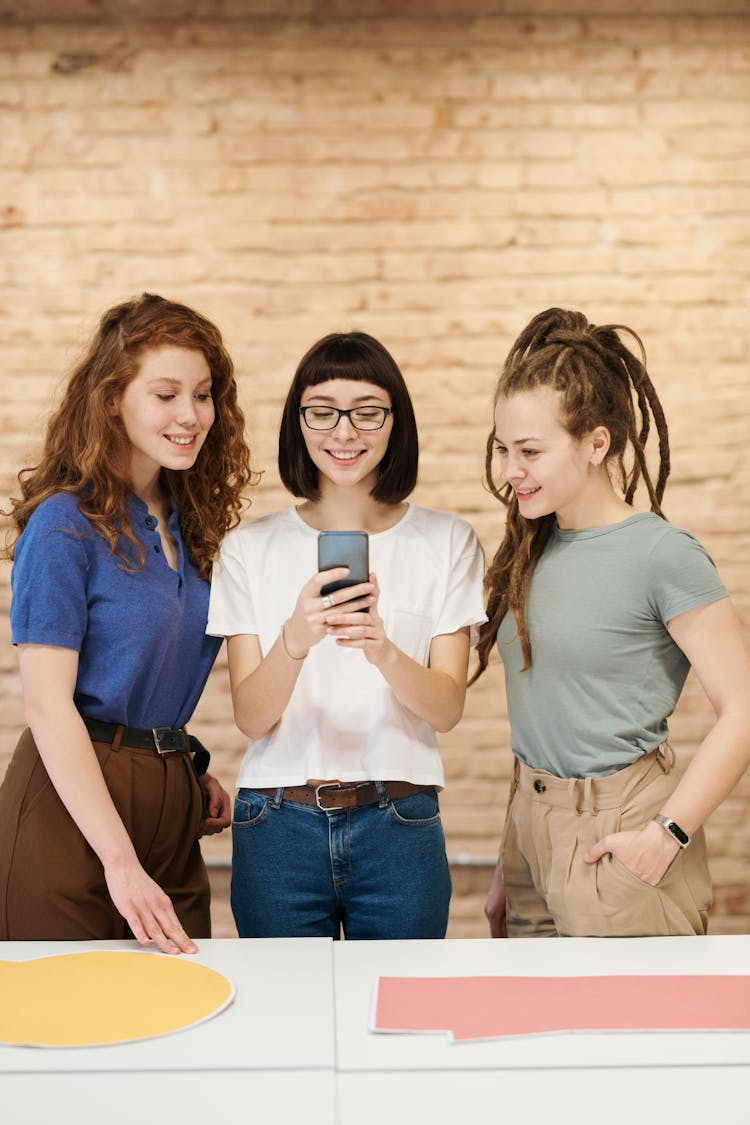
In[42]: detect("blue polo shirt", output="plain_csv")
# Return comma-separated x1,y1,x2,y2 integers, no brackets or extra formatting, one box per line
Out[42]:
10,492,221,730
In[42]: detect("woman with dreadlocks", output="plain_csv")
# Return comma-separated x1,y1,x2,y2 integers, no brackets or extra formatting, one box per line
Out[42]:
474,307,750,938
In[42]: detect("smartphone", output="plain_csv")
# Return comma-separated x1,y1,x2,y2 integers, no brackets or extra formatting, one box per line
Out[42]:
318,531,369,603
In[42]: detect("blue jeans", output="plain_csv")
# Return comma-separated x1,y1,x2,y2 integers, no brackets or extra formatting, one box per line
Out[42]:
230,785,452,939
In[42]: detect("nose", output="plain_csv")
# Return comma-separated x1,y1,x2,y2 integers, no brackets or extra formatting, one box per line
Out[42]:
503,453,526,482
175,395,199,428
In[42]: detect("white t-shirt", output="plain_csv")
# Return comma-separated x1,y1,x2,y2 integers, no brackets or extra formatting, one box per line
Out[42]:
207,503,486,788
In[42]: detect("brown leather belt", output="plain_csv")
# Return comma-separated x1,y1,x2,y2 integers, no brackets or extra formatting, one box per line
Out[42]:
253,781,430,811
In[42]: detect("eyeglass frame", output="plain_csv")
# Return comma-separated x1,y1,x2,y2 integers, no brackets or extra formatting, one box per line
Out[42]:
299,405,393,431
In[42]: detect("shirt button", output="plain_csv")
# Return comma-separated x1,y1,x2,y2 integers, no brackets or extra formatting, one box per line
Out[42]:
145,516,157,529
533,779,546,794
153,544,161,553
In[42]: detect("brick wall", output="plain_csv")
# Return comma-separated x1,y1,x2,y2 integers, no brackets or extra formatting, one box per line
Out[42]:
1,1,748,936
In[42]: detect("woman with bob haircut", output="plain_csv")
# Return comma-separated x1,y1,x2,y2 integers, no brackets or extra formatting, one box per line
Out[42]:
207,330,486,939
0,292,256,954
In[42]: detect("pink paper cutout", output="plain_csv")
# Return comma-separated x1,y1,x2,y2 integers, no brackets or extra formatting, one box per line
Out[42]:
374,975,750,1042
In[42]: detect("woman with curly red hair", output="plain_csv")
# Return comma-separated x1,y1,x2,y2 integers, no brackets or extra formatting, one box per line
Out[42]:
0,293,255,953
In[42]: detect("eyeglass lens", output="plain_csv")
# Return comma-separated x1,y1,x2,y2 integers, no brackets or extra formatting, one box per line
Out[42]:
301,406,389,430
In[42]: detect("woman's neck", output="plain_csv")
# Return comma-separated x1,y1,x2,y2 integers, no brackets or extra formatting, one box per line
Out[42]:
131,471,171,522
556,476,635,531
297,490,407,534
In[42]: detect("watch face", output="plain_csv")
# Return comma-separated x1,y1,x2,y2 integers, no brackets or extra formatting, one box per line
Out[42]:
655,814,690,847
668,820,690,846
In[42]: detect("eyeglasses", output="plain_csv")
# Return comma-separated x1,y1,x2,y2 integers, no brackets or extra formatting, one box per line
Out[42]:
299,405,392,431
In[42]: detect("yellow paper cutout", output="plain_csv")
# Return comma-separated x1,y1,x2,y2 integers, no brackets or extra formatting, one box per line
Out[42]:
0,950,234,1047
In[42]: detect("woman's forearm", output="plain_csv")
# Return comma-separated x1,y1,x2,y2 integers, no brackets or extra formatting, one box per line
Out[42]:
228,632,306,740
26,703,139,869
18,644,201,953
367,636,469,733
658,713,750,836
664,598,750,836
19,646,138,870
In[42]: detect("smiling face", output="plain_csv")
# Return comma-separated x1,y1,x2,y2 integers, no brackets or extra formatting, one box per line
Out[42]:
493,385,603,529
113,345,215,492
299,378,393,495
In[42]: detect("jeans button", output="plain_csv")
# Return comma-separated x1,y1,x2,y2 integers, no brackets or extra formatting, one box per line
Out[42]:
533,779,546,794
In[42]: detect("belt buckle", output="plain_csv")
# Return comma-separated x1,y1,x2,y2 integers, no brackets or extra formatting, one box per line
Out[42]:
314,782,374,810
152,727,188,755
315,783,347,810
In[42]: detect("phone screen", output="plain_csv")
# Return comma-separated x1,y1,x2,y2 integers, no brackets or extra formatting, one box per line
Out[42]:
317,531,369,600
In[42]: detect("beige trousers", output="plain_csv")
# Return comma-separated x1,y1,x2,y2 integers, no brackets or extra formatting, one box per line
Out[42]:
502,747,712,937
0,728,211,941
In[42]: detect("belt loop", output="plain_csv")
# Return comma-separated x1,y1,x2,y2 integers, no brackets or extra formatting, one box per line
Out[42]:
271,787,283,809
656,742,675,774
112,725,124,752
375,780,388,808
567,777,578,812
569,776,594,815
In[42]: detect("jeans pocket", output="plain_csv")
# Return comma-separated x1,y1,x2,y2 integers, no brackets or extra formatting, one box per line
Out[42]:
232,788,270,830
388,788,441,826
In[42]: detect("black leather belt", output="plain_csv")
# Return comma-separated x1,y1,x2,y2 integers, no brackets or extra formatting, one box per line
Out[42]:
83,717,210,775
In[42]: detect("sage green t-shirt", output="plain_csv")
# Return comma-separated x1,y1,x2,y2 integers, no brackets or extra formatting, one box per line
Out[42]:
497,512,728,778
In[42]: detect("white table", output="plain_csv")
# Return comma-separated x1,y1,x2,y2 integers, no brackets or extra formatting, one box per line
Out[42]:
336,1066,750,1125
2,935,749,1125
1,937,336,1125
333,934,750,1070
2,1071,337,1125
333,936,750,1125
0,937,334,1072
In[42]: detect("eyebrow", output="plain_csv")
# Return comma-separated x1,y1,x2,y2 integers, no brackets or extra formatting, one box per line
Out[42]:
146,376,212,388
495,435,544,445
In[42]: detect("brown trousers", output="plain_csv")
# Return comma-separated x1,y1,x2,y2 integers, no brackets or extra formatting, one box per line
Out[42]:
502,747,712,937
0,728,211,941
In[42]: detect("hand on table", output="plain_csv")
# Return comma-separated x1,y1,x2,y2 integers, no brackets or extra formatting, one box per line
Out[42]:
104,858,198,955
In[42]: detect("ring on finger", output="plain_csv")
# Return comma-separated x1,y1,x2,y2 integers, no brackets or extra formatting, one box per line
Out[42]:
322,594,335,609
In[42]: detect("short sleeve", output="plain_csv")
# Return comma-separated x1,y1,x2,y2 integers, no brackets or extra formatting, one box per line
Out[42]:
10,500,90,650
434,519,487,643
647,527,728,624
206,531,258,638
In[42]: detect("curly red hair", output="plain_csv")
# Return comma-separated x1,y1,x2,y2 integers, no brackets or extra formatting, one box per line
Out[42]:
3,293,257,578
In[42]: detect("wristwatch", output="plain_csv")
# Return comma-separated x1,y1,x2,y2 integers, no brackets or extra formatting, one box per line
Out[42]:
653,813,691,848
